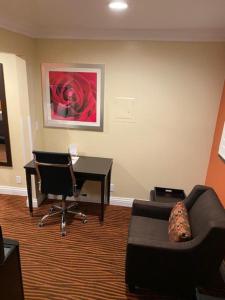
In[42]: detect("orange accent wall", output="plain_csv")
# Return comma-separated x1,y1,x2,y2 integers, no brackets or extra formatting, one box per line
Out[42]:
205,82,225,207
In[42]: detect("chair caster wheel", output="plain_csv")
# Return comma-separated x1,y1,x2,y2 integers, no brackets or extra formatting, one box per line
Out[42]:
38,222,44,227
49,207,54,213
61,231,66,237
82,219,87,224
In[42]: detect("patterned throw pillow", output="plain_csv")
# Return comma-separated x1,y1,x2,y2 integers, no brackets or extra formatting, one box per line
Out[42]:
168,201,192,242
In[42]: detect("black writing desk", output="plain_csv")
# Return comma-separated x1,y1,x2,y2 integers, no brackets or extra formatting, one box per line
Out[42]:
24,156,113,222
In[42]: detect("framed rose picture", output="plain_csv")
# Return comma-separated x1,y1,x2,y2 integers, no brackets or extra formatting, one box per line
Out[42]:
41,63,104,131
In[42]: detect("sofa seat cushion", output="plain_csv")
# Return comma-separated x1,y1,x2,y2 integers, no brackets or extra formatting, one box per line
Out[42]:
128,216,169,245
168,201,192,242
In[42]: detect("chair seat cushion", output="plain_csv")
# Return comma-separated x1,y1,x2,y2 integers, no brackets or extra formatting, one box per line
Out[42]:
128,216,169,245
168,201,192,242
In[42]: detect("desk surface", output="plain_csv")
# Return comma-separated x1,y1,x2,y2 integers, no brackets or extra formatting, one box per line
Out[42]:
24,155,113,176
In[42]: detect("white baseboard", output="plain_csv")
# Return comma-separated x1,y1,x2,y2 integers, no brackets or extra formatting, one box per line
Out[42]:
110,197,134,207
0,185,27,196
0,185,134,208
0,185,40,208
26,197,41,208
48,194,134,207
29,196,134,209
26,197,43,208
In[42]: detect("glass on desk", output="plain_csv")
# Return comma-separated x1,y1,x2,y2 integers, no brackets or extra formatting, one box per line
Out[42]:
69,144,78,156
68,144,79,165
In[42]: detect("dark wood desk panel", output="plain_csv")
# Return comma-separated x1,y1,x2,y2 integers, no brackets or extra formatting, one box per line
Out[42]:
24,156,113,222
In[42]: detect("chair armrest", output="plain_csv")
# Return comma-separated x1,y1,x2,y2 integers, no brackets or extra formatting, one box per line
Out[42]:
128,233,201,252
132,199,175,220
126,236,202,285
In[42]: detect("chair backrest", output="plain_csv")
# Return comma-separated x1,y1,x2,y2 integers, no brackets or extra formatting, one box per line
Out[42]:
33,151,75,196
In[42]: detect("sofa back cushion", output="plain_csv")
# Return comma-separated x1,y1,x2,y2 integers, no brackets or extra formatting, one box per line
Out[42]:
189,189,225,238
168,201,192,242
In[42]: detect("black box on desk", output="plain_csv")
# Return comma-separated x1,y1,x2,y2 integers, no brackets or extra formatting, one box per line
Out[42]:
150,186,186,203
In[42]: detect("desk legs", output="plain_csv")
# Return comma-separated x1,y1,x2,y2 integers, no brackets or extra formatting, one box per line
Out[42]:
25,170,33,216
100,179,105,222
100,168,112,222
107,167,112,204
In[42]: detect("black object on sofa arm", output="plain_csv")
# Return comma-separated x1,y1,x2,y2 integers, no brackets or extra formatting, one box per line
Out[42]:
0,227,24,300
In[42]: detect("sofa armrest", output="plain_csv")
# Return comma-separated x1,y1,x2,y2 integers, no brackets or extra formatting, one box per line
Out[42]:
132,199,175,220
128,233,201,252
125,237,201,288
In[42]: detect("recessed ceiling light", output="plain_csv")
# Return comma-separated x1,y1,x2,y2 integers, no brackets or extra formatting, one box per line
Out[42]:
108,1,128,11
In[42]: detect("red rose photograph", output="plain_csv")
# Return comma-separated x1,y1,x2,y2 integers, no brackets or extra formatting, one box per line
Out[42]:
42,64,104,131
49,71,97,122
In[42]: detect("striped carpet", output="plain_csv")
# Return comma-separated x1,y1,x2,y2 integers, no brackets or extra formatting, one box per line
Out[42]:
0,195,224,300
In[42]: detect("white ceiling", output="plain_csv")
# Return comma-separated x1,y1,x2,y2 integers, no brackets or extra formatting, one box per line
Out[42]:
0,0,225,41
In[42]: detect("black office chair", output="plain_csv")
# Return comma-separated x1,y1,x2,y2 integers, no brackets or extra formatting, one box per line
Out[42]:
33,151,87,236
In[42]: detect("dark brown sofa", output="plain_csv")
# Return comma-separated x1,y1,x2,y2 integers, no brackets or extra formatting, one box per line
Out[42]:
125,185,225,294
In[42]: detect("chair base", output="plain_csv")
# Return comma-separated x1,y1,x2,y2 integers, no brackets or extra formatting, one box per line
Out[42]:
38,201,87,236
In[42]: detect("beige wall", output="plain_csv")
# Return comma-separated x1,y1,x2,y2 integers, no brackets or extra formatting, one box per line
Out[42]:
36,39,225,198
0,27,225,199
0,53,32,187
0,28,43,149
0,28,43,190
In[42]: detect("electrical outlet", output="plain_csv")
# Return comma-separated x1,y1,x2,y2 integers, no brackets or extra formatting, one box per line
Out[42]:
16,176,22,184
110,183,115,192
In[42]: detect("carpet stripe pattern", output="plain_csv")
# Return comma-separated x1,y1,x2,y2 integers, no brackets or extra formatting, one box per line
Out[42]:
0,195,224,300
